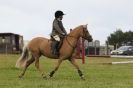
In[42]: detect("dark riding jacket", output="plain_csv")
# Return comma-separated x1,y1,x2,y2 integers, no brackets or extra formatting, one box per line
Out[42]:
51,18,67,37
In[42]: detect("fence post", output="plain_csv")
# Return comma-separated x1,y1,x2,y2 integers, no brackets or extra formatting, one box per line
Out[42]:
82,38,85,64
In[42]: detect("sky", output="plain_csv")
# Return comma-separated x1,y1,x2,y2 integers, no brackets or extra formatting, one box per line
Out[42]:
0,0,133,44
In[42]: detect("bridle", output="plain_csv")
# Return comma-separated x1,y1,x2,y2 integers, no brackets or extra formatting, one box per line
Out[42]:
82,27,88,39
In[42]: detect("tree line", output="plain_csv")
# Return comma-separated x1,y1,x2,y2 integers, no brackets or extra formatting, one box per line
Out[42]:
107,29,133,49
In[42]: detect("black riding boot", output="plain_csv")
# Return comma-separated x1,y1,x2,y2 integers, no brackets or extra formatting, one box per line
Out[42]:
52,41,59,55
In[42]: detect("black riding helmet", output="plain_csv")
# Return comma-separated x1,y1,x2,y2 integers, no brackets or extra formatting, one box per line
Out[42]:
55,10,65,18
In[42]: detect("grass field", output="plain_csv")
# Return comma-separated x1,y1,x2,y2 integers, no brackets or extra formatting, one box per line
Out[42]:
0,55,133,88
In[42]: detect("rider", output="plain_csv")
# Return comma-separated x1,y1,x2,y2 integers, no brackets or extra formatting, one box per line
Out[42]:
51,10,67,55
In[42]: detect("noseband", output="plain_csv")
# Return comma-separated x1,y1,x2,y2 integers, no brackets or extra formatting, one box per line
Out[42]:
82,27,88,39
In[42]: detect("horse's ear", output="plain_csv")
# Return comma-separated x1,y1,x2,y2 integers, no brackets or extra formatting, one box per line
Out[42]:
83,24,88,28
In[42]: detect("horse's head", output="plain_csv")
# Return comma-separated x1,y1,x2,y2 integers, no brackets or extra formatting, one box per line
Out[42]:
81,24,93,42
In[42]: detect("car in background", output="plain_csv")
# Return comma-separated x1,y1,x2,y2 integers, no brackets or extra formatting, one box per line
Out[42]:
111,46,133,55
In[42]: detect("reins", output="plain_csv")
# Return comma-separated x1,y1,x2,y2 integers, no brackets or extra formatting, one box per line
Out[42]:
65,34,78,49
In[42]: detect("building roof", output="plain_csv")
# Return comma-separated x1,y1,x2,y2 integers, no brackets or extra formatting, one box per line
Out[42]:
0,32,22,36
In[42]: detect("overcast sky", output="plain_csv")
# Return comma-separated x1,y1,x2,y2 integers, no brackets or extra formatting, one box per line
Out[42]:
0,0,133,44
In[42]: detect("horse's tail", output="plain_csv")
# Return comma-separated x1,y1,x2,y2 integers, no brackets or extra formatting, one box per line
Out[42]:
15,45,29,68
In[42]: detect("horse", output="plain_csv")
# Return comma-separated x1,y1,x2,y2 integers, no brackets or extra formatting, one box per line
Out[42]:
16,24,93,80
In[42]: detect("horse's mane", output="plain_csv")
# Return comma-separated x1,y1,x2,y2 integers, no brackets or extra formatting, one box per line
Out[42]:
68,25,83,35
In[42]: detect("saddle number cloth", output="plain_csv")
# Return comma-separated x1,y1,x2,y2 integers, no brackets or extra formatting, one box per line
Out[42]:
53,35,60,41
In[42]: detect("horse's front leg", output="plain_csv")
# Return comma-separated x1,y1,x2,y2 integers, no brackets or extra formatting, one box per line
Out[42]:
68,58,85,80
46,58,63,78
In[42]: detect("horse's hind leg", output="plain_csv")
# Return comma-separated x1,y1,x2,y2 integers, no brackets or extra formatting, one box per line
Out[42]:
34,55,45,78
19,55,35,78
69,58,85,80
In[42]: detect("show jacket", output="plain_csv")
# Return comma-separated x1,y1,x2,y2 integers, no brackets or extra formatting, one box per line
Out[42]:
51,18,67,37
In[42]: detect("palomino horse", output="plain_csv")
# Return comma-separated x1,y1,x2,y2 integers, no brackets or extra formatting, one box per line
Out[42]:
16,24,93,80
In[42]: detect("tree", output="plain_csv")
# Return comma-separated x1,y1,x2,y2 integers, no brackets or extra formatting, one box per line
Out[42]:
107,29,133,49
124,31,133,45
107,29,124,49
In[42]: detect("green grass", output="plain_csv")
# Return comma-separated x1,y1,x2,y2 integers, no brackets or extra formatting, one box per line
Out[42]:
0,55,133,88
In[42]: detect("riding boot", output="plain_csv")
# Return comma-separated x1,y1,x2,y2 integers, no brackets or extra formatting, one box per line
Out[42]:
52,41,59,55
57,39,63,50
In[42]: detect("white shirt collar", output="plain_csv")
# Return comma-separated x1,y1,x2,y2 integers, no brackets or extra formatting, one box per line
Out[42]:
57,18,61,21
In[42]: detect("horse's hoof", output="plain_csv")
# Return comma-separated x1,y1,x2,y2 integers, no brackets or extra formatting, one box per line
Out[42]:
43,76,48,79
18,75,23,78
47,75,52,79
81,77,85,80
43,75,51,80
81,76,85,80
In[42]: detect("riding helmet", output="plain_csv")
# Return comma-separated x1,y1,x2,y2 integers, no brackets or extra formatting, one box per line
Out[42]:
55,10,65,18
